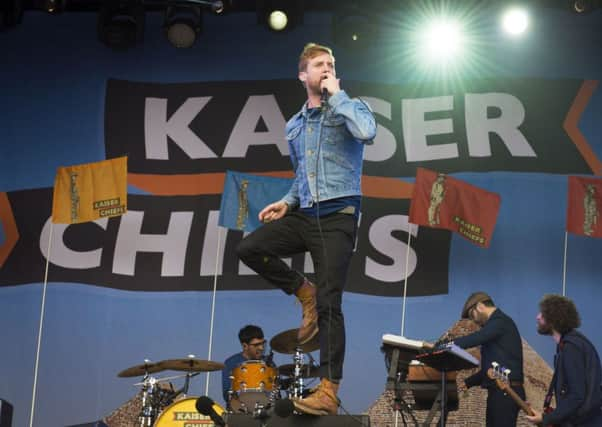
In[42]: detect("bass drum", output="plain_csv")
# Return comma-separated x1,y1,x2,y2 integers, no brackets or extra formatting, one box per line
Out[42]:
154,397,224,426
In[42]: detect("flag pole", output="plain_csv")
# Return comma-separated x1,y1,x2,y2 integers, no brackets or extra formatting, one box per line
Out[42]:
396,222,412,427
562,231,568,296
29,220,54,427
400,224,413,337
205,226,223,395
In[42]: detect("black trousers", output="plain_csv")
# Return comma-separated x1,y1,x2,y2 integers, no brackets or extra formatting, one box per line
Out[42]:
486,385,526,427
237,211,357,381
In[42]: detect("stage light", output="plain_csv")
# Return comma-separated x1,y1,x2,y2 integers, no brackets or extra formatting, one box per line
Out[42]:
164,4,202,48
421,18,464,65
572,0,599,13
43,0,67,13
257,0,303,32
332,2,377,49
501,7,528,35
268,10,287,31
97,0,145,50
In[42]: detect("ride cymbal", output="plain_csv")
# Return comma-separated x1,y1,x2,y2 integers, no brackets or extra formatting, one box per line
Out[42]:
158,358,225,372
118,361,163,378
270,328,319,354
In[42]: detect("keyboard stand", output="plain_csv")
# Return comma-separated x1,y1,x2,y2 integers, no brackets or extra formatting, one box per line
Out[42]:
416,346,478,427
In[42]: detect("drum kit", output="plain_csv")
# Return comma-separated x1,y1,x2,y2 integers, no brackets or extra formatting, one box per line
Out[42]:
117,356,226,426
116,328,320,427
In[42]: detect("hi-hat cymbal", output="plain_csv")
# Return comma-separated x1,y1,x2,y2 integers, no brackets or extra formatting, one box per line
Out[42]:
278,363,320,378
158,358,225,372
118,361,163,378
270,328,319,354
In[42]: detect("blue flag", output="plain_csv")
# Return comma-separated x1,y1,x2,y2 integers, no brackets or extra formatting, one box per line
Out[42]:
218,170,293,233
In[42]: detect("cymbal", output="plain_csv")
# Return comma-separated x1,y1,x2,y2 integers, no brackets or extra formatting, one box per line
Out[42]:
269,328,319,354
278,363,320,378
118,361,163,378
158,358,225,372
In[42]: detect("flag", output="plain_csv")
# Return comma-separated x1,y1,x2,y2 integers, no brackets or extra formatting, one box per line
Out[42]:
218,170,293,233
52,156,127,224
409,168,501,248
566,176,602,238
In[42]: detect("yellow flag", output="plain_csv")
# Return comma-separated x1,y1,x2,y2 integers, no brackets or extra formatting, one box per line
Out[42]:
52,156,127,224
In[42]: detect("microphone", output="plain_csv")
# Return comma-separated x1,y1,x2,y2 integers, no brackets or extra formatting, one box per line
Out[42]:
195,396,226,426
320,88,329,109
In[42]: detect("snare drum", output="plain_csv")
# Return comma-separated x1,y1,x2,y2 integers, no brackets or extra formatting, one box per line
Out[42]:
229,360,277,413
153,397,224,426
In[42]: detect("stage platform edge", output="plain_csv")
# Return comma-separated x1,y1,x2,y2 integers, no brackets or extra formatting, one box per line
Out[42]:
226,413,370,427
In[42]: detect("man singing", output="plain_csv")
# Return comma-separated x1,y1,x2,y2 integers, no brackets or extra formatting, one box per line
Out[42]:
237,42,376,415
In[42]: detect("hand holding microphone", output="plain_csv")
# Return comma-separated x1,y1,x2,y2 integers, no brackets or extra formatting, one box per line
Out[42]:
319,73,340,109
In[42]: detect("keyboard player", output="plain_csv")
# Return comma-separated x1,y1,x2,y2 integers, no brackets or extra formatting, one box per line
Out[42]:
424,291,525,427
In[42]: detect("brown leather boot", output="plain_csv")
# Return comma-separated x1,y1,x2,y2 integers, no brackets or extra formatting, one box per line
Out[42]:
295,279,318,344
293,378,340,415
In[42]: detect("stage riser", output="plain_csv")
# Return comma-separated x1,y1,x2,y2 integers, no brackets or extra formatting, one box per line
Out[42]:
226,414,370,427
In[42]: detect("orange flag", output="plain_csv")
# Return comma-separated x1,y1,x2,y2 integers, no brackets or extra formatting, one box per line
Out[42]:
409,168,501,248
52,157,127,224
566,176,602,238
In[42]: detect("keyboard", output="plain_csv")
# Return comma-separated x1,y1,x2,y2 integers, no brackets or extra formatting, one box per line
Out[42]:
382,334,427,351
433,342,479,366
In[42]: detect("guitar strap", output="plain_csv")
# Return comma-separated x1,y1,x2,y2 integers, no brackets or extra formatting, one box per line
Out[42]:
544,341,563,411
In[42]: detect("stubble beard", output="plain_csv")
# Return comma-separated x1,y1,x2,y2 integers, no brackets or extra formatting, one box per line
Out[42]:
537,322,553,336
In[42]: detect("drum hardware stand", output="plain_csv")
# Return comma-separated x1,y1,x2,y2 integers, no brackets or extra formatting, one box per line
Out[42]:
137,371,201,426
291,347,305,399
289,348,319,399
138,374,159,427
252,402,270,427
171,371,200,397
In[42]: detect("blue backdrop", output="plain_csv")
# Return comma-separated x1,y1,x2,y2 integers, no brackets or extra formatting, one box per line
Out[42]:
1,6,602,426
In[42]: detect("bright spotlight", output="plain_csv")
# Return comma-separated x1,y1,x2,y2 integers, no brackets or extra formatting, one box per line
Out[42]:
257,0,303,32
502,8,528,35
268,10,288,31
422,19,464,64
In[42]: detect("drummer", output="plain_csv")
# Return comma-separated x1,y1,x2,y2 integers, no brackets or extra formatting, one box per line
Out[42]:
221,324,272,405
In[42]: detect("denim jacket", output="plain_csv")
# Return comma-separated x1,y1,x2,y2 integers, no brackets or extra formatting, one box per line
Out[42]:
281,90,376,209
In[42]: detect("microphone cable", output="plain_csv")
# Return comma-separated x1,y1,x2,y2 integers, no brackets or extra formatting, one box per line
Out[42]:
314,106,334,384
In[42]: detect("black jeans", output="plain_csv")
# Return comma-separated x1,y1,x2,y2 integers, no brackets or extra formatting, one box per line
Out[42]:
486,385,526,427
236,211,357,382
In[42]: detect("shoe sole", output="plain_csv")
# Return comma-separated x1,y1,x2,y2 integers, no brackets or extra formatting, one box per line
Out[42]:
292,401,333,416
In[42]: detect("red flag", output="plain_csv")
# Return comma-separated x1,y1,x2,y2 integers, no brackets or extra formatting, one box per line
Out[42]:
409,168,501,248
566,176,602,238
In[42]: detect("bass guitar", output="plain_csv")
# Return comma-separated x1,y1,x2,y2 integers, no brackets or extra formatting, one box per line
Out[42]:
487,362,556,427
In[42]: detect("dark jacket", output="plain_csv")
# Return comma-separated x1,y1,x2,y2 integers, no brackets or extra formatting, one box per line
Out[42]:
453,308,524,388
543,330,602,427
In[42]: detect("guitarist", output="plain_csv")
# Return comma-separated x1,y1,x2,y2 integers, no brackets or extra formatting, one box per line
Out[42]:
452,291,525,426
526,294,602,427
